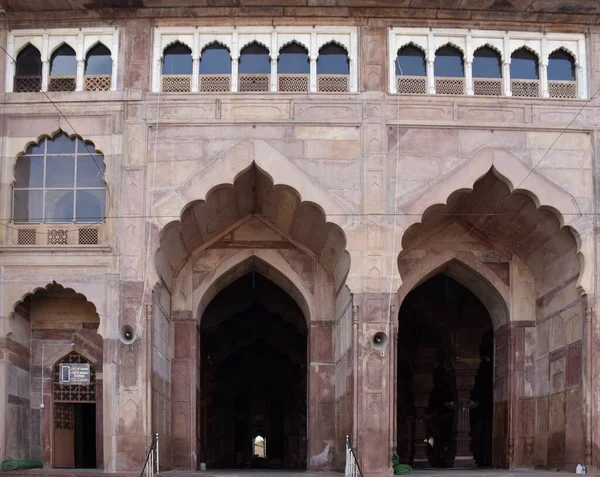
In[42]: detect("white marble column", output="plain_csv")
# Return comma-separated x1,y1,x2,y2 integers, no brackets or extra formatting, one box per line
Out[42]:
465,61,473,95
503,61,511,96
41,34,49,92
76,33,84,91
270,58,277,92
427,60,435,94
231,55,239,92
192,56,200,92
309,56,317,92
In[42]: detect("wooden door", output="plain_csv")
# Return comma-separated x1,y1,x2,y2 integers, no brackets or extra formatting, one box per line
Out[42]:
54,403,75,468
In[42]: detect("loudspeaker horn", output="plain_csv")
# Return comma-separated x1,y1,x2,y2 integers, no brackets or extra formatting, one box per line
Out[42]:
372,331,388,356
119,325,136,345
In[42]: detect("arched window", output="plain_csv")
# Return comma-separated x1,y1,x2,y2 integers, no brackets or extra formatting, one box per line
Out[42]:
317,42,349,92
434,45,464,95
162,42,193,92
13,132,106,224
278,42,309,92
14,44,42,93
84,43,112,92
239,42,270,92
473,46,502,96
253,435,266,459
548,49,577,99
510,48,540,97
396,44,426,94
49,44,76,92
199,43,232,92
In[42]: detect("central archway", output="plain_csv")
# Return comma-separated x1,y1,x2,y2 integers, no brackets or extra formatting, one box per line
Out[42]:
199,272,307,469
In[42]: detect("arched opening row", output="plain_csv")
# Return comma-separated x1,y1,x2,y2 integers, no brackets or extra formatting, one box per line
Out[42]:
160,40,350,93
14,42,113,93
395,43,578,98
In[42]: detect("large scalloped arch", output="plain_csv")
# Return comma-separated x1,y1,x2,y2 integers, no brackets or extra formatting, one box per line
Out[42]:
12,130,106,186
397,148,591,294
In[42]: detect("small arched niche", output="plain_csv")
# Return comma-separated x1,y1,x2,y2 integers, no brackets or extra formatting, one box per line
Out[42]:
161,42,193,92
278,42,309,92
317,42,349,92
472,46,502,96
14,44,42,92
49,44,77,92
396,44,427,94
199,42,232,92
434,45,464,95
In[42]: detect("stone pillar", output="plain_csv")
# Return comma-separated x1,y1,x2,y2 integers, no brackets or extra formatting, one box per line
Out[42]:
465,61,473,95
540,62,549,98
426,60,435,94
310,56,317,92
192,56,200,92
503,61,511,96
270,58,277,92
171,311,198,470
454,369,477,467
354,294,394,477
76,32,84,92
308,321,335,471
231,55,239,92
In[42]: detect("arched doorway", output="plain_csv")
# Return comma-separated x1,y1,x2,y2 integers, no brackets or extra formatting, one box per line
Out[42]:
52,352,97,469
199,272,307,469
396,274,493,469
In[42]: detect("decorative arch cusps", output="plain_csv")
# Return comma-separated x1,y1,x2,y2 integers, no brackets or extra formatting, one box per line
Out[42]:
11,131,107,246
393,160,588,470
151,162,351,471
7,28,118,93
388,27,587,98
151,26,358,93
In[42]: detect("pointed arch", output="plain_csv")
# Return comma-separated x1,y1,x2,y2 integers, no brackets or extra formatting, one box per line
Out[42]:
434,44,464,78
278,41,309,75
548,47,577,81
397,252,509,329
239,41,271,75
50,43,76,76
85,42,112,75
162,41,193,75
510,46,539,80
473,45,502,79
317,41,349,75
193,250,314,324
396,43,427,77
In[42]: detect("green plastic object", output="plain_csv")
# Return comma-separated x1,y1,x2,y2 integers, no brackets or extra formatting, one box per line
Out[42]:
392,452,412,475
1,460,44,471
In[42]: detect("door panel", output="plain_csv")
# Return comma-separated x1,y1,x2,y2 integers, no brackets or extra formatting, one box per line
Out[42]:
54,429,75,468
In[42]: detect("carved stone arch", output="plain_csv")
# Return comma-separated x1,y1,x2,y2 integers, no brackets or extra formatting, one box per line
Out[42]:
397,41,427,56
192,249,314,325
153,140,349,230
200,40,231,54
4,280,109,338
161,39,193,58
510,44,540,61
397,148,590,294
474,43,504,61
397,251,510,330
278,39,310,58
49,40,77,58
549,46,578,66
435,41,465,57
15,41,41,56
317,39,349,56
84,40,111,57
239,40,271,58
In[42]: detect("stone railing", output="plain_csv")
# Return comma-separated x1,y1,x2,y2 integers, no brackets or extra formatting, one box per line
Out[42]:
435,77,465,95
84,74,111,91
511,79,540,97
473,78,503,96
238,74,270,92
9,223,104,246
396,75,427,94
278,74,309,92
318,74,349,92
548,80,577,99
49,75,76,92
199,74,231,92
14,75,42,93
162,74,192,92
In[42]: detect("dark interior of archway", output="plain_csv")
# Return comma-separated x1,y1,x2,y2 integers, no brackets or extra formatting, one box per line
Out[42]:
396,275,493,469
199,272,307,469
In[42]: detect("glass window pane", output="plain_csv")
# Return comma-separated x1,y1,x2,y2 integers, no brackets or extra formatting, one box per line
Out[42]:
45,190,74,223
434,46,464,78
239,43,271,74
50,45,77,76
85,44,112,75
13,189,43,223
46,156,75,188
278,43,309,74
76,189,106,223
47,134,76,154
396,46,426,76
199,44,232,74
15,156,44,188
162,43,193,75
548,51,575,81
510,49,539,80
77,156,106,187
473,48,502,78
317,44,349,75
16,44,42,77
25,139,45,155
